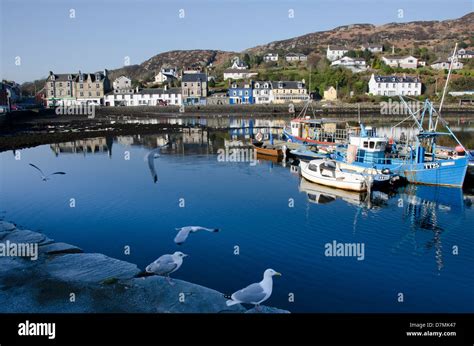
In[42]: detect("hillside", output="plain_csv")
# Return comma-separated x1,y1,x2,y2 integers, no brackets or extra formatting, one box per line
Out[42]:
245,12,473,56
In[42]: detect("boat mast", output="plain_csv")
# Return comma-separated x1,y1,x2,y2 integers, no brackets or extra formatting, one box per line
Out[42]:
434,43,457,131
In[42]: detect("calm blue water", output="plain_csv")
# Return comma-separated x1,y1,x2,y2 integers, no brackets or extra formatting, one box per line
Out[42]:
1,133,473,312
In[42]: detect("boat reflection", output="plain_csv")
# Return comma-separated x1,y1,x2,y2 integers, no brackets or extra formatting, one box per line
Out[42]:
299,178,368,206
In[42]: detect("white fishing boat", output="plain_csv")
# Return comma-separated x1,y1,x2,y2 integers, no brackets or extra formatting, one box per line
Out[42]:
299,159,368,192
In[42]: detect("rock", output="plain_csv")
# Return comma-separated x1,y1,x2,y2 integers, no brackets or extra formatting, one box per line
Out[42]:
101,276,247,313
0,221,16,232
39,242,83,255
45,253,141,284
245,306,290,313
2,230,53,245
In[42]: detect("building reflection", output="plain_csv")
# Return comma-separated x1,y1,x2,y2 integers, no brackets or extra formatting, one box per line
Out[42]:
50,136,113,157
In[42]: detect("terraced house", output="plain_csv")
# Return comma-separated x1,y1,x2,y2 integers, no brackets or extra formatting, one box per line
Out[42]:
270,80,308,104
181,73,208,105
45,70,110,107
75,70,110,105
45,71,77,107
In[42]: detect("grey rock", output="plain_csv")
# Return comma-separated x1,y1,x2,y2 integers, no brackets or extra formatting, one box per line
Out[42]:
2,230,53,245
39,242,83,255
0,221,16,232
45,253,141,284
245,306,290,313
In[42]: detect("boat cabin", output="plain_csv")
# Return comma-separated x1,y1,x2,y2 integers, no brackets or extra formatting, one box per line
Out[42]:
289,118,346,142
346,136,388,164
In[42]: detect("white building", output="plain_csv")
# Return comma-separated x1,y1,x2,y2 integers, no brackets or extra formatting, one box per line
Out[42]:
368,74,422,96
112,76,133,93
382,55,418,69
263,53,279,62
456,48,474,59
285,53,307,62
327,45,349,61
331,56,367,72
361,44,383,53
230,57,248,70
253,81,273,104
104,87,182,106
154,67,179,84
431,60,464,70
223,69,258,81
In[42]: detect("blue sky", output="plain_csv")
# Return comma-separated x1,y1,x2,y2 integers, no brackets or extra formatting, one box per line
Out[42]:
1,0,472,83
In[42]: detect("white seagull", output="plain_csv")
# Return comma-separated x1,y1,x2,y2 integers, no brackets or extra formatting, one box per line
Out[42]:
145,142,169,183
29,163,66,181
145,251,188,285
226,269,282,310
174,226,220,245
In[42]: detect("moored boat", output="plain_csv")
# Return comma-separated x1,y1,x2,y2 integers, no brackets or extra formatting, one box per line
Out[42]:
299,159,368,192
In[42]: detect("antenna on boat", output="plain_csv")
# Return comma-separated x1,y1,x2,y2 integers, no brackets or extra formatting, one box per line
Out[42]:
435,43,457,131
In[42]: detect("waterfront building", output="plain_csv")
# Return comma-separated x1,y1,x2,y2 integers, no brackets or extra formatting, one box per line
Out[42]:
368,74,422,96
253,81,273,104
75,71,110,105
104,86,182,106
45,72,77,106
181,73,208,105
270,80,308,104
323,86,338,101
207,92,229,105
228,80,254,104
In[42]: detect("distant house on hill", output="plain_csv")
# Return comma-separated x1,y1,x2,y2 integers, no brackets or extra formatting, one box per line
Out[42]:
285,53,307,62
431,60,464,70
381,55,418,69
360,44,383,53
154,67,179,84
223,69,258,81
331,56,367,73
113,76,133,93
323,86,338,101
368,74,422,96
327,45,349,61
455,48,474,59
263,53,279,62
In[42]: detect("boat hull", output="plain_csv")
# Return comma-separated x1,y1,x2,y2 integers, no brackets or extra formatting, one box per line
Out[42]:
338,158,468,188
253,145,283,158
300,161,367,192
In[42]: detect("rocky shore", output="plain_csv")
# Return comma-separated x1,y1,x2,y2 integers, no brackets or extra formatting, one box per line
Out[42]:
0,221,289,313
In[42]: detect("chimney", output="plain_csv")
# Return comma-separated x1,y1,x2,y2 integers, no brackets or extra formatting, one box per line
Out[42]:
136,86,139,93
164,84,168,91
392,45,395,55
49,71,53,76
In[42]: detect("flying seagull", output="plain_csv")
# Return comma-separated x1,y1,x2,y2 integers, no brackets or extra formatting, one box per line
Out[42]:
225,269,281,310
145,251,188,285
145,142,170,183
174,226,220,245
29,163,66,181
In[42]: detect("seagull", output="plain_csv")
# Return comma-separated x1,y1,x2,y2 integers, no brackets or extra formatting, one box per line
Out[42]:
29,163,66,181
145,251,188,285
174,226,220,245
145,142,169,183
225,269,281,310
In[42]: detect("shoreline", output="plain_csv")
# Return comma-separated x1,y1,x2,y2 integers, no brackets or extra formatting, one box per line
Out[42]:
0,221,289,313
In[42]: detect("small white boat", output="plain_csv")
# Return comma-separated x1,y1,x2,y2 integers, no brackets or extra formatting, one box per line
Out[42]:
299,159,367,192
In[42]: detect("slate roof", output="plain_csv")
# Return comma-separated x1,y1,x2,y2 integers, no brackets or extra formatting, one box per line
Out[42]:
271,81,305,89
373,75,420,83
182,73,207,82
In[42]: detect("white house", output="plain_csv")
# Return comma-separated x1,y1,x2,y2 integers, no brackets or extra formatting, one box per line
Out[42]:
253,81,273,104
104,86,182,106
285,53,307,62
456,48,474,59
361,44,383,53
331,56,367,72
431,60,464,70
112,76,133,93
327,45,349,61
230,57,249,70
382,55,418,69
368,74,422,96
154,67,179,84
223,69,258,81
263,53,279,62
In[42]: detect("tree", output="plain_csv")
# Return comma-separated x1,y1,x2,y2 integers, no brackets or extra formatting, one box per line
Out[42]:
242,53,251,67
208,79,216,88
458,41,468,49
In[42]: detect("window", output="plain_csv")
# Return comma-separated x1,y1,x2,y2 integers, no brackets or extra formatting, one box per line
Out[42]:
67,90,70,95
96,92,100,96
369,141,375,149
385,83,388,88
184,83,187,87
59,82,63,87
96,83,100,88
363,141,368,148
80,84,83,89
88,92,92,96
80,92,84,96
50,83,54,87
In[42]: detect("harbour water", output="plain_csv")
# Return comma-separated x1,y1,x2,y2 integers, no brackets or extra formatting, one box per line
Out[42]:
0,123,473,313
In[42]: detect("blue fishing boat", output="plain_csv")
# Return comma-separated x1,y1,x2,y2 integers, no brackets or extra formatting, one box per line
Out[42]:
334,98,470,188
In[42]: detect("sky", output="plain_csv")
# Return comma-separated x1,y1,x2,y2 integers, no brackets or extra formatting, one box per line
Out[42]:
1,0,472,83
